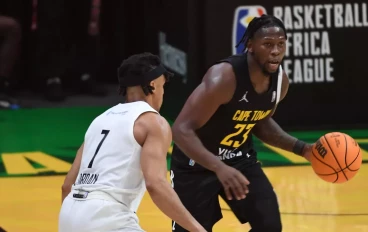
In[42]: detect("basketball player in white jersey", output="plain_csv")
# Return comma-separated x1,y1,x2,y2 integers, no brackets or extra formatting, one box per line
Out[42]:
58,52,206,232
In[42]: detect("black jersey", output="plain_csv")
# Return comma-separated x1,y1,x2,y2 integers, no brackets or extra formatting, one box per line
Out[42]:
171,52,283,170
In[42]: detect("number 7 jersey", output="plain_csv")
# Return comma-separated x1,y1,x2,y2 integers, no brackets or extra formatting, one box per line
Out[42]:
171,52,283,169
72,101,158,213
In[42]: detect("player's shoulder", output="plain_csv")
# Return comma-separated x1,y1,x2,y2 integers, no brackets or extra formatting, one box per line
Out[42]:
134,112,171,145
205,53,244,83
204,62,235,88
200,61,236,104
135,112,170,133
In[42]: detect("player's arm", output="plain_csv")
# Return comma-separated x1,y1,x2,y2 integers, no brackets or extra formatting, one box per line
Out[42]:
171,63,235,172
139,113,206,232
61,143,84,203
251,72,312,160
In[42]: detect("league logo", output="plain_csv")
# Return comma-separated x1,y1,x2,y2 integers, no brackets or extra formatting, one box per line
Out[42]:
232,6,267,55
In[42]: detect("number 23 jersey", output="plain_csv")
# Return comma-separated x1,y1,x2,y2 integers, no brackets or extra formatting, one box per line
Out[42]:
172,52,284,169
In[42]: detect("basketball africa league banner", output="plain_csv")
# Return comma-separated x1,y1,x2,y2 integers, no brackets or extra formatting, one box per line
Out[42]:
200,2,368,128
232,3,368,83
0,107,368,178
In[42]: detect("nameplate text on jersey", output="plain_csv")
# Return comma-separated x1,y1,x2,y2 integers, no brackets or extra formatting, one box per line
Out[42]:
76,173,99,185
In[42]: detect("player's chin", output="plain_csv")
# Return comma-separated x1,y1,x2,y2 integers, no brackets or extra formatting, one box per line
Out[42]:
266,62,280,73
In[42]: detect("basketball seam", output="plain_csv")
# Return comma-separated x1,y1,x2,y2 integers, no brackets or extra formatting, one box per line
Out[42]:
312,149,338,183
344,134,348,172
323,135,349,181
311,149,338,173
347,148,361,172
315,135,361,176
343,133,361,172
315,166,360,176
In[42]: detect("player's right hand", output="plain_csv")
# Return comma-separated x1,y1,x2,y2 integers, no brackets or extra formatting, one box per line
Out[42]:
215,165,250,200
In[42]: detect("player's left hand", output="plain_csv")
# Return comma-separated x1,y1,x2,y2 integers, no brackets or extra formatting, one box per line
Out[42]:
302,144,313,162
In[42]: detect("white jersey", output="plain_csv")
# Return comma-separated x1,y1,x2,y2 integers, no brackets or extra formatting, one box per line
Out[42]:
72,101,158,213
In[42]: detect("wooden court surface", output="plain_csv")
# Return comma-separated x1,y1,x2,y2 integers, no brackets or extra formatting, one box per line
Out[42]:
0,164,367,232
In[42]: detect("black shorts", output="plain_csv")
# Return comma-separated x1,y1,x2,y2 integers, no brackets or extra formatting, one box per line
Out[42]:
170,161,282,232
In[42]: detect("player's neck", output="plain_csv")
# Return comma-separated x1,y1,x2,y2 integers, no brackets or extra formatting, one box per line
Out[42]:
247,53,271,84
125,94,150,105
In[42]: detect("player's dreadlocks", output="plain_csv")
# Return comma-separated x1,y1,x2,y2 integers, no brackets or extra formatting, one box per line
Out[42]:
117,52,170,96
236,14,287,52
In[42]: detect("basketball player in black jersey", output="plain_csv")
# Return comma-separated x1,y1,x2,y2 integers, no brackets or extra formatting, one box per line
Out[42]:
170,15,313,232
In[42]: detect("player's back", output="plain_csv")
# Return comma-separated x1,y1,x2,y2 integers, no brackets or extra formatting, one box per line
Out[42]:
72,101,158,212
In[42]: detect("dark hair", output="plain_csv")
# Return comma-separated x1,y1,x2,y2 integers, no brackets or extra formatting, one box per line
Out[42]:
236,14,287,52
118,52,170,96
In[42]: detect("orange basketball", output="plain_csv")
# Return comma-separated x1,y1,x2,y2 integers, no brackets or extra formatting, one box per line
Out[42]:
311,132,362,183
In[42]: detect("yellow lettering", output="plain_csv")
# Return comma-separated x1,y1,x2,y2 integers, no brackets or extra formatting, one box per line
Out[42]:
2,152,72,175
250,110,272,121
235,124,255,147
237,111,245,121
220,124,246,146
251,111,259,121
232,110,241,120
233,110,252,122
233,110,272,122
258,110,272,120
220,124,255,148
240,111,252,121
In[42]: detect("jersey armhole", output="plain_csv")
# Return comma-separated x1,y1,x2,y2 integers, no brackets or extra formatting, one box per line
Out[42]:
129,110,159,149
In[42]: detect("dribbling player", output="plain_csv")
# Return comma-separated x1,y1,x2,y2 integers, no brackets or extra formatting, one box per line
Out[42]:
58,53,206,232
170,15,313,232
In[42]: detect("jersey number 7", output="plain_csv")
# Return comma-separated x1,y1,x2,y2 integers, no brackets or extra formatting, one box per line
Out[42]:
88,129,110,168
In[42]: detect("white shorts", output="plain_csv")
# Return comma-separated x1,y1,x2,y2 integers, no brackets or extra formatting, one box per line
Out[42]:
58,190,144,232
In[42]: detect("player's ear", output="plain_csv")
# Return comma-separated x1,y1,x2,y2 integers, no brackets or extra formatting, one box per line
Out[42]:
247,40,253,53
149,80,156,93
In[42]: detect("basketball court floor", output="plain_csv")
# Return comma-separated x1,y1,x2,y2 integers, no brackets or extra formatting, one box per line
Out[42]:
1,107,367,232
0,164,367,232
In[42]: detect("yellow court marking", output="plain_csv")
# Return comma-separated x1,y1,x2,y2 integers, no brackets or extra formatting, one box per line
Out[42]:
168,144,173,155
262,143,307,163
355,139,368,161
360,148,368,161
2,153,39,175
2,152,72,175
